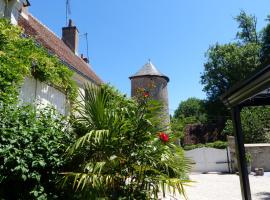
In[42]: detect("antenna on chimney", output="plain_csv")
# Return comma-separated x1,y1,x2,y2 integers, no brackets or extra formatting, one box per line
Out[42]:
65,0,72,26
80,33,89,61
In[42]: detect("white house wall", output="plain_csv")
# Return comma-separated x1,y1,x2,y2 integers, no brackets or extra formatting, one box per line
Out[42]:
19,77,67,115
0,0,28,24
19,73,97,116
0,0,5,18
19,76,36,103
36,79,67,115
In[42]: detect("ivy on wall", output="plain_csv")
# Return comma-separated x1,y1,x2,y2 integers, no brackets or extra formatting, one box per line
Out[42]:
0,18,78,104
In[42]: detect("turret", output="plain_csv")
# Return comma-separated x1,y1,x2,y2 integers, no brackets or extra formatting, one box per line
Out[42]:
129,60,170,126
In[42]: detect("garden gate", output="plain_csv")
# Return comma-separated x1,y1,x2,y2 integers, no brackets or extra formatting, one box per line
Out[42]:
185,147,231,173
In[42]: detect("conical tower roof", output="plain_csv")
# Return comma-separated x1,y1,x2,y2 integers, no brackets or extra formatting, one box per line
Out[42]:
129,60,169,82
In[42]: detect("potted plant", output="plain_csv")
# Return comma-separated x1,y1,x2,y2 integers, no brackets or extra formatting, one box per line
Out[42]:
245,152,252,174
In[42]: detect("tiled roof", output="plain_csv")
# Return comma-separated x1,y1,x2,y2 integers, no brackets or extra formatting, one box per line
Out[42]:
18,14,102,85
130,60,169,82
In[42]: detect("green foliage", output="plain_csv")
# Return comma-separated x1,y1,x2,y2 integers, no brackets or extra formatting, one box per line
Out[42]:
183,141,228,151
63,84,191,199
174,97,207,123
223,106,270,143
199,11,270,144
260,15,270,67
171,116,199,141
0,18,77,103
245,152,252,164
172,98,207,142
201,42,261,102
235,11,259,44
0,103,74,199
201,11,264,119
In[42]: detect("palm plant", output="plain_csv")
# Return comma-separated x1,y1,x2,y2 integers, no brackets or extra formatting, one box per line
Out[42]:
62,84,191,199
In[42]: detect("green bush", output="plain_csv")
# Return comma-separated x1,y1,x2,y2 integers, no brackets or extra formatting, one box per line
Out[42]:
223,106,270,143
205,141,228,149
245,152,252,164
0,103,74,199
63,84,191,199
184,141,228,151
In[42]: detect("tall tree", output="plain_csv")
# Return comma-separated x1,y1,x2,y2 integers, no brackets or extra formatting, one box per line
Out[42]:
235,11,259,44
174,97,206,123
260,15,270,67
201,11,262,118
201,42,261,101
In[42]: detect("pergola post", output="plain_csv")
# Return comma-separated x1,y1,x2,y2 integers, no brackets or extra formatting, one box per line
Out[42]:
231,106,252,200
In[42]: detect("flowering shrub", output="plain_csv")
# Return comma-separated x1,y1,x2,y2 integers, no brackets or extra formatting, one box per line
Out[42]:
63,84,191,199
143,91,150,98
159,132,169,143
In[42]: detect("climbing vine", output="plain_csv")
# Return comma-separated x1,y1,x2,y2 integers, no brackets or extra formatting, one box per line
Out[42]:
0,18,78,104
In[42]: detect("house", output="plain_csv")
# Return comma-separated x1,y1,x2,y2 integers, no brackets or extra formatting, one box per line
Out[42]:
0,0,30,25
0,0,102,114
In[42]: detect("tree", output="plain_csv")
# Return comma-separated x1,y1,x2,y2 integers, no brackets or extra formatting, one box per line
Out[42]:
223,106,270,143
201,42,261,100
201,11,262,118
173,97,207,123
63,84,191,199
260,15,270,67
171,116,198,142
172,98,207,142
235,11,259,44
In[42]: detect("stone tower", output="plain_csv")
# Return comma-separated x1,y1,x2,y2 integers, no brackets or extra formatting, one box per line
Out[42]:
129,60,170,126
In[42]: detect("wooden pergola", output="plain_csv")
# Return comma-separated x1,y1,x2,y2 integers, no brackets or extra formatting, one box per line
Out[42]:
221,65,270,200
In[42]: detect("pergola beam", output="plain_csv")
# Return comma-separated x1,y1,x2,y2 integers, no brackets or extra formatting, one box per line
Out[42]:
221,65,270,109
220,65,270,200
239,97,270,107
231,106,251,200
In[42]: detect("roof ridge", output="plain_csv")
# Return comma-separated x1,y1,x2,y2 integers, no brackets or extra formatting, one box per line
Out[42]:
27,13,96,74
28,14,88,64
28,13,62,41
18,13,102,84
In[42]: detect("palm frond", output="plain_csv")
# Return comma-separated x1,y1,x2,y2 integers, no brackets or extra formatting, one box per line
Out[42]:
61,172,114,191
68,129,109,154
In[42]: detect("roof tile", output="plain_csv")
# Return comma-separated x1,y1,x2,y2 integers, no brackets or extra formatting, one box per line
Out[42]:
18,14,102,85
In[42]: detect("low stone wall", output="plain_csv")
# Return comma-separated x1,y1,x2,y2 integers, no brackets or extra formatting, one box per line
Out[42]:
227,136,237,172
227,136,270,172
245,144,270,171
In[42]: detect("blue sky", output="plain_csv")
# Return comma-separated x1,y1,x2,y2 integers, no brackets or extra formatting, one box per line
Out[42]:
29,0,270,114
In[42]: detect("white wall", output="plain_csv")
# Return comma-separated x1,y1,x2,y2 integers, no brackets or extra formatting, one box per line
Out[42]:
185,147,230,173
0,0,5,18
19,77,67,115
0,0,28,24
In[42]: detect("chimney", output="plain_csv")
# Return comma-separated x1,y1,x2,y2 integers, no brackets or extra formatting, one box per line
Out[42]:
62,19,79,54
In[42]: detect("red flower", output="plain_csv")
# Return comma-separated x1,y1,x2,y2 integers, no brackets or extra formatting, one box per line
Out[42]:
143,92,149,98
159,132,169,143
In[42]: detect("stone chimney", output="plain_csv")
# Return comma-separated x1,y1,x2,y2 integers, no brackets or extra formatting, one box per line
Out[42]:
62,19,79,54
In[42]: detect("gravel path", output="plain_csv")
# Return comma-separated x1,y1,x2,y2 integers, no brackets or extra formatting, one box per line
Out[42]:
185,173,270,200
